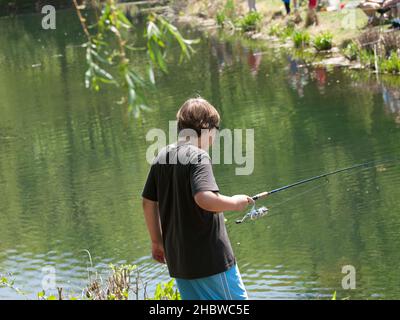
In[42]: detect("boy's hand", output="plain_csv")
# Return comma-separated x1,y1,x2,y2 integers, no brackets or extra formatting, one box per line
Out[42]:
152,242,166,264
232,195,254,211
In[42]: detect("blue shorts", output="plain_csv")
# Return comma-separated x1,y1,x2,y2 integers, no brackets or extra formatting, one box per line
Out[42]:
175,264,248,300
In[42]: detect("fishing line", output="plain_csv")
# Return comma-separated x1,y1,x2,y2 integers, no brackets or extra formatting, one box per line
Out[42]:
262,164,381,218
236,158,400,224
269,179,329,211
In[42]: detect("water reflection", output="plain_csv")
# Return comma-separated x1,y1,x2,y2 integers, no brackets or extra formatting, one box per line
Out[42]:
1,12,400,300
348,74,400,124
288,56,310,97
210,37,262,75
210,37,234,72
286,53,400,126
382,84,400,124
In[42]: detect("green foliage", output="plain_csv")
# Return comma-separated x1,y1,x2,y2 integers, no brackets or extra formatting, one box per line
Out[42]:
236,11,262,32
37,291,58,300
281,25,295,40
313,32,333,51
358,48,375,66
152,279,181,300
1,264,179,300
223,0,236,18
292,30,310,48
85,263,138,300
379,51,400,74
0,274,26,297
73,0,198,117
216,11,227,27
331,291,337,300
216,0,236,28
268,24,281,37
342,40,359,61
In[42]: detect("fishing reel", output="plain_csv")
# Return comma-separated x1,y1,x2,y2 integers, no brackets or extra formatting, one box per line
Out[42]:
235,204,269,224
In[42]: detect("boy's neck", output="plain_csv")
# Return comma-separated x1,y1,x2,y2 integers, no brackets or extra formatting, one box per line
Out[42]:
177,136,209,151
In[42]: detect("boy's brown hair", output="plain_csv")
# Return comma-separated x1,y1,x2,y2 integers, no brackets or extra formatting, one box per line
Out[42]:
176,98,220,135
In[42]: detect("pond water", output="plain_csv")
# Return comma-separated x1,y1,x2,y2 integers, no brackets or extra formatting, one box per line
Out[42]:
1,10,400,300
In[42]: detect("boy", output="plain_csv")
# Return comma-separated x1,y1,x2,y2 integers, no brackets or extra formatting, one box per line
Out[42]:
142,98,253,300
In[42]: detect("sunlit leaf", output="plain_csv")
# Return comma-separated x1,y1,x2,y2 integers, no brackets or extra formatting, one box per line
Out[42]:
148,65,155,85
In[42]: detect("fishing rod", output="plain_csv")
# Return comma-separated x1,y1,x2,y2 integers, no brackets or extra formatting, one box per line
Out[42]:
236,160,394,224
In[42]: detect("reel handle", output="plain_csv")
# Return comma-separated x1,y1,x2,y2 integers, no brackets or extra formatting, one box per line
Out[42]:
252,192,269,201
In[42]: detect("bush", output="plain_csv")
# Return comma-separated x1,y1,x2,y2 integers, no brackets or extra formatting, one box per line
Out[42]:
313,32,333,51
292,30,310,48
237,11,262,32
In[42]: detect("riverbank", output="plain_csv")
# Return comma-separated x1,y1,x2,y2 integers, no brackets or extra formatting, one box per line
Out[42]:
170,0,399,74
175,0,368,42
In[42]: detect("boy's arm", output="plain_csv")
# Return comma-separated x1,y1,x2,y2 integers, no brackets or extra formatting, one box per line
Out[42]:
194,191,253,213
142,197,165,264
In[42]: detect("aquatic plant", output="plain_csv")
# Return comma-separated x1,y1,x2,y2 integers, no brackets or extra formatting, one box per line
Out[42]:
216,11,227,26
342,40,360,61
313,32,333,51
236,11,262,32
215,0,237,28
379,52,400,74
292,30,311,48
358,48,375,67
281,24,295,40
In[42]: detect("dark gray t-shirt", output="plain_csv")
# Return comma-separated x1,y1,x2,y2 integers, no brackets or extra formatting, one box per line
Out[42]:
142,142,235,279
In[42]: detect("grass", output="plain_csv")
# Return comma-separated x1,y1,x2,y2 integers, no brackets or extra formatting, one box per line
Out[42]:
380,52,400,74
292,30,311,48
215,0,237,27
1,262,180,300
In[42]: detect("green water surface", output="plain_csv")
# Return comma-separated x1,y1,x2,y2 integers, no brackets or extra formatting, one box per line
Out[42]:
1,10,400,299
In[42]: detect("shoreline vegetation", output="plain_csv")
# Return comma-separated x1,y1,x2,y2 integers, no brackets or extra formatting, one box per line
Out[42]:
0,1,399,74
1,261,181,300
168,0,400,75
